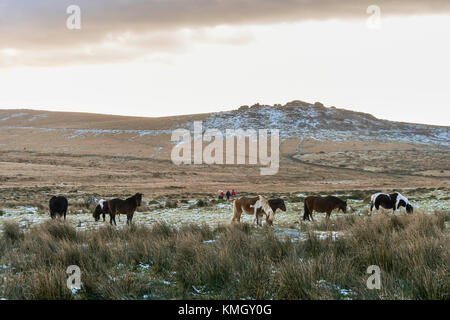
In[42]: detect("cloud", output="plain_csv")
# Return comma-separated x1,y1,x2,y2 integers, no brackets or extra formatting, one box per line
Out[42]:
1,0,449,66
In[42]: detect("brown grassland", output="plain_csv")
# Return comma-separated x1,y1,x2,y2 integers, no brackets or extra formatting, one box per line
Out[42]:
0,212,448,300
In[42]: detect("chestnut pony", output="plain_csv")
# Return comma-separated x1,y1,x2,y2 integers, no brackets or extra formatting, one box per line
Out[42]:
231,196,286,226
106,193,143,225
303,196,347,221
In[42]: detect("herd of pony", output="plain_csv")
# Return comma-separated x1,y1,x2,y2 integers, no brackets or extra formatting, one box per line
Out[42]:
47,191,414,227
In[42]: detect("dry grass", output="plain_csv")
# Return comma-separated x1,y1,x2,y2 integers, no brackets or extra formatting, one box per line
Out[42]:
0,211,448,300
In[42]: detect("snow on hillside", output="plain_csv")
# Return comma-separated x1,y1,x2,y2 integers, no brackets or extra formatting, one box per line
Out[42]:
0,102,448,146
0,125,173,139
187,102,449,146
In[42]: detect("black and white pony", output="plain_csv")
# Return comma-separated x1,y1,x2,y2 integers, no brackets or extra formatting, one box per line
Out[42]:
93,199,109,222
369,192,413,215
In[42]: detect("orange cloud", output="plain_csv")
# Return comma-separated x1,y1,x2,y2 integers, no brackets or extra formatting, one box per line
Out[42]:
1,0,449,66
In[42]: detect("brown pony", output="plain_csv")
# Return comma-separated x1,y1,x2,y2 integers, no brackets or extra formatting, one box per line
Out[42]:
303,196,347,221
107,193,143,225
231,196,286,226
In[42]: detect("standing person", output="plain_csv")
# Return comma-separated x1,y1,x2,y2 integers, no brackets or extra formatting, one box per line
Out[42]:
226,190,231,201
232,189,236,198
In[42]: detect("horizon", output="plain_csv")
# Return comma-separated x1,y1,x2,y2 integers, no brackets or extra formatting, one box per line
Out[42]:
1,1,449,126
2,102,449,128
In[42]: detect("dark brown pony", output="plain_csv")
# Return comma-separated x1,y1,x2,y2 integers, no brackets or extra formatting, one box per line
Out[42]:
107,193,143,225
303,196,347,221
231,196,286,226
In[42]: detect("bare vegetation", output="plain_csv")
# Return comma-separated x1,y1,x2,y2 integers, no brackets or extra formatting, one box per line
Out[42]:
296,150,450,177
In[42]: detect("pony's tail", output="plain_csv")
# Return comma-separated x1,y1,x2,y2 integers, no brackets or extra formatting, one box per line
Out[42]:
303,201,310,221
230,199,238,223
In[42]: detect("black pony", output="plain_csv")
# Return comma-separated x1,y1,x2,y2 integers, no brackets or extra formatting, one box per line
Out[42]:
370,192,413,214
268,198,287,213
49,196,68,220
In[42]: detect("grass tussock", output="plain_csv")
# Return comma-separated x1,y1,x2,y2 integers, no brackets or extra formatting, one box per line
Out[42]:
2,220,24,243
0,211,448,300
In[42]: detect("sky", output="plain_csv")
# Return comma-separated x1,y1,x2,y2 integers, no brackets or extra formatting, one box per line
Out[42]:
0,0,449,126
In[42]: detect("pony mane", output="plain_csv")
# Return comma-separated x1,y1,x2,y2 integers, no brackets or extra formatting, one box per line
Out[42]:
326,195,346,204
126,193,141,201
258,195,273,214
99,199,106,209
371,193,386,203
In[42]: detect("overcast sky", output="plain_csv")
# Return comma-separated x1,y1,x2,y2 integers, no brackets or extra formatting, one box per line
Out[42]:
0,0,449,125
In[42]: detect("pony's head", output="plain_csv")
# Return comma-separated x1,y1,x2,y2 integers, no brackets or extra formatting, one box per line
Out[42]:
134,193,143,206
406,203,413,214
339,200,347,213
397,199,411,212
278,199,287,212
265,214,274,226
93,204,102,222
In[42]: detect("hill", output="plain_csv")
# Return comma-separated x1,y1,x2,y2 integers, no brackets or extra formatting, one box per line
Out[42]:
0,101,448,201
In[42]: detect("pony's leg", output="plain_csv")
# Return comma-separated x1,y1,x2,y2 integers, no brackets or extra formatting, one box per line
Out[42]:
64,210,67,220
252,212,259,226
256,214,262,227
253,207,259,226
369,202,374,216
102,213,106,222
231,206,242,224
230,216,238,224
257,212,263,227
326,211,331,219
110,211,117,226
